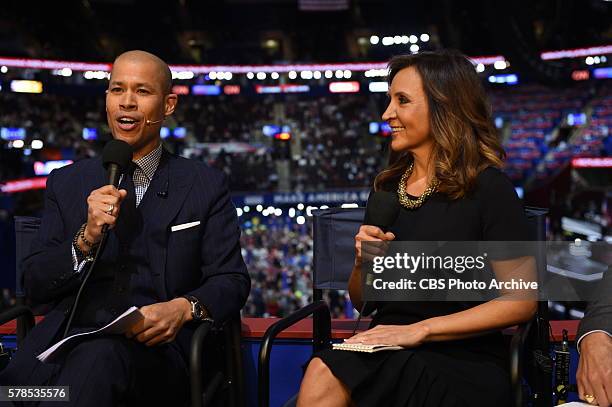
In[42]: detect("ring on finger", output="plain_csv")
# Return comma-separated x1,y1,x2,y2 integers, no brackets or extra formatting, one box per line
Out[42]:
583,394,596,405
107,203,114,215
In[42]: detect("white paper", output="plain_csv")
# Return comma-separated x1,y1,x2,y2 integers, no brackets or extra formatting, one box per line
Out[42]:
37,306,143,363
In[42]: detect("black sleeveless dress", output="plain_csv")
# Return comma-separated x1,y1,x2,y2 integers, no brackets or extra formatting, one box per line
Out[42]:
312,167,531,407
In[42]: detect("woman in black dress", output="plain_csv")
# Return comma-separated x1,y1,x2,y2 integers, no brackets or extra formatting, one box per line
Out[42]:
297,50,537,407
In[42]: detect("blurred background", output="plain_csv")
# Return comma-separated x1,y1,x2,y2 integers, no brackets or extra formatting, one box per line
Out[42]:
0,0,610,321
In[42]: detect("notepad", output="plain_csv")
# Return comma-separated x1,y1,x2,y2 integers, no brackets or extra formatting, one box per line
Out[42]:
332,342,403,353
37,306,143,363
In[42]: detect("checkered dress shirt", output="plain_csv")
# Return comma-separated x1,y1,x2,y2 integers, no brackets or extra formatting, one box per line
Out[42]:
131,143,163,206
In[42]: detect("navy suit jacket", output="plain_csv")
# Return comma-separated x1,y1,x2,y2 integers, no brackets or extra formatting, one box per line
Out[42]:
17,149,249,373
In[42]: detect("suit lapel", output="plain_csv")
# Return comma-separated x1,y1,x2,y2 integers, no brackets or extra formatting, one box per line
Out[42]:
80,157,107,222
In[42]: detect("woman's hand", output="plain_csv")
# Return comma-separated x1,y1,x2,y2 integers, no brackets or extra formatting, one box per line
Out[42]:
344,323,430,348
355,225,395,266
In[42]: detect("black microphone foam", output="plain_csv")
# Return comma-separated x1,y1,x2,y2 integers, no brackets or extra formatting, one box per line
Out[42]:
102,139,133,186
364,191,401,231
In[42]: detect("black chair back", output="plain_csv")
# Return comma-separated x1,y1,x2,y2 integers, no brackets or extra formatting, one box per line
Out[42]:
14,216,41,303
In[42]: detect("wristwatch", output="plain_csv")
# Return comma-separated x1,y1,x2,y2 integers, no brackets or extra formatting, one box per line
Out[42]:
181,295,213,322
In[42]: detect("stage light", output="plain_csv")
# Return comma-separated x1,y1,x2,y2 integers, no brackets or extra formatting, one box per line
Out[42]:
225,72,232,80
476,63,485,73
324,70,333,78
343,70,352,78
0,66,7,73
370,35,379,45
601,56,607,62
313,71,321,79
256,72,267,80
410,44,419,53
271,72,280,79
593,56,601,64
256,204,263,212
236,208,243,217
297,203,304,210
247,72,254,79
300,71,313,79
494,60,507,70
11,80,43,93
585,56,594,65
83,70,109,80
409,35,418,43
382,36,393,46
335,70,344,78
12,140,24,149
401,35,409,44
288,208,296,217
288,71,297,79
31,140,43,149
209,71,217,80
296,216,306,225
274,208,282,216
53,68,72,77
329,81,360,93
420,33,430,42
174,71,194,80
264,39,278,49
243,206,250,212
368,82,388,93
393,35,402,44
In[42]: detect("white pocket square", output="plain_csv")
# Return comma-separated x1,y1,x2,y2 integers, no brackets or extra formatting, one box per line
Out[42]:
171,221,200,232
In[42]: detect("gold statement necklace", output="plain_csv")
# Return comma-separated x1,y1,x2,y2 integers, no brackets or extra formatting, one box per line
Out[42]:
397,162,440,209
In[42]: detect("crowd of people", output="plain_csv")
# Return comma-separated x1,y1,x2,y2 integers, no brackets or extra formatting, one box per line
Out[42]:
1,82,611,317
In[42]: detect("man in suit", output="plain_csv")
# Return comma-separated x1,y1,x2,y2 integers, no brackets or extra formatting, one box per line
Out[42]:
0,50,250,406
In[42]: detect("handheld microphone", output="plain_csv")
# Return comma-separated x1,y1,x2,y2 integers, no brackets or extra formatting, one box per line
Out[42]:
364,191,401,232
63,139,133,339
102,140,134,233
102,139,133,187
352,191,401,335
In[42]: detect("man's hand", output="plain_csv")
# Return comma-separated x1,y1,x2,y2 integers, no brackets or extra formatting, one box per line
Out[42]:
84,185,128,243
344,323,429,348
126,298,192,346
577,332,612,407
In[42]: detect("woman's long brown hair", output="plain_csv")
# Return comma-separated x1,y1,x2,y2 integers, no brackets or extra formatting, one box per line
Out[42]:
374,49,505,199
